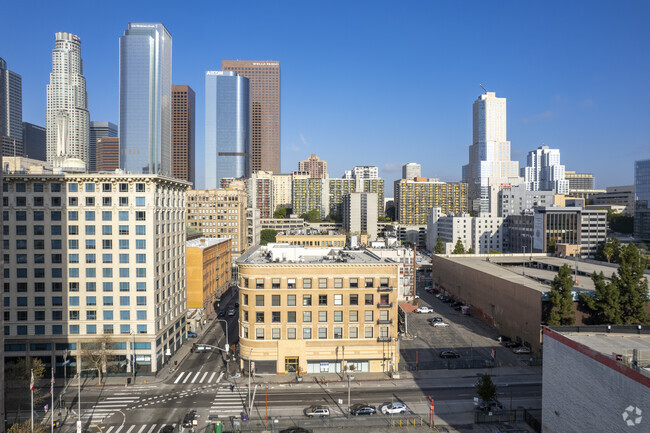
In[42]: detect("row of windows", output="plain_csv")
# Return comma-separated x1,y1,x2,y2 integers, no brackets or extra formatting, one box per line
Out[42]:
7,196,147,208
4,296,62,306
241,325,390,340
242,277,391,289
68,309,147,320
68,296,147,306
242,309,389,323
242,293,390,307
4,280,146,293
3,210,147,222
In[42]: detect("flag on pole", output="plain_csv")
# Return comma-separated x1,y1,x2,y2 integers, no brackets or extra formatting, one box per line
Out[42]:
50,371,55,395
30,369,34,391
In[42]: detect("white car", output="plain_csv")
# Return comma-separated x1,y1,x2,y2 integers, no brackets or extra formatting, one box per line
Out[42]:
432,321,450,327
381,402,408,414
416,306,433,314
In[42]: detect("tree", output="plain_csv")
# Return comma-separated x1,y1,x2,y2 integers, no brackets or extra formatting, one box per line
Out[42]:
273,208,287,219
546,264,576,326
433,236,444,254
579,272,623,324
300,209,321,223
260,229,277,246
488,250,502,254
80,334,117,385
452,239,465,254
385,205,396,222
475,374,497,402
8,420,48,433
547,238,557,254
5,357,47,406
600,238,622,263
613,243,649,324
607,211,634,234
467,247,476,254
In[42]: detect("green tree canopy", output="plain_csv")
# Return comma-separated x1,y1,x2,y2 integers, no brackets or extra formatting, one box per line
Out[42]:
273,208,287,219
579,271,623,324
476,374,498,402
8,420,48,433
434,236,444,254
614,243,649,323
300,209,321,223
467,247,476,254
547,238,557,254
452,239,465,254
260,229,277,246
546,264,576,326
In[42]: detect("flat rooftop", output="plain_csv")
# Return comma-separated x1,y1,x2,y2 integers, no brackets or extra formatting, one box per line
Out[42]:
238,244,402,265
186,237,230,249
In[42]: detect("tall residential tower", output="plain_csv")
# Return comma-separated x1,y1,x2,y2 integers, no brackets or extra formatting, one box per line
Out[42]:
521,145,568,194
46,32,90,171
1,57,23,157
119,23,172,175
171,85,195,184
222,60,280,174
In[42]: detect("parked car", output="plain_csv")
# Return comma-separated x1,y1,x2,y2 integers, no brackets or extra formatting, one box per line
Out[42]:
432,321,450,327
439,350,460,359
427,317,444,324
182,410,197,427
350,403,377,416
217,311,226,318
280,428,312,433
496,335,511,343
513,346,531,354
187,332,197,338
442,297,454,303
227,308,236,316
450,301,462,308
380,402,408,414
304,406,329,418
478,400,503,412
234,302,240,307
416,306,434,314
160,426,175,433
504,341,520,348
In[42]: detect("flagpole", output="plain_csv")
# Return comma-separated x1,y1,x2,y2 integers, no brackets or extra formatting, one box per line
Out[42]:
51,370,55,433
30,368,34,433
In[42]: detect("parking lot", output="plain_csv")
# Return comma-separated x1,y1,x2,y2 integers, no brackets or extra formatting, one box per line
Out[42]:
399,287,534,369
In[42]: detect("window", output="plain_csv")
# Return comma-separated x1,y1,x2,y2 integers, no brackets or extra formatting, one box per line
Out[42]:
380,310,389,321
379,327,389,338
85,183,95,193
334,278,343,288
103,310,113,320
365,278,374,288
119,211,128,221
256,328,264,340
303,311,312,323
120,254,129,264
120,282,130,292
365,311,373,322
287,278,296,289
287,295,296,306
255,295,264,306
135,225,146,235
272,312,281,323
34,311,45,321
120,325,130,334
350,327,358,339
287,311,296,322
303,328,312,339
103,254,113,264
136,282,146,292
69,325,79,335
287,328,296,339
52,311,62,321
69,254,79,264
303,295,311,306
102,211,112,221
272,295,280,306
137,324,147,334
103,268,113,278
68,183,78,193
103,197,112,206
243,294,248,306
365,294,374,305
349,311,358,322
120,311,130,320
334,294,343,306
86,254,96,263
103,282,113,292
318,328,327,339
303,278,312,289
86,282,96,292
86,296,96,306
86,310,97,320
119,239,129,249
69,296,79,306
272,278,280,289
350,278,358,288
137,310,147,320
136,268,146,278
256,312,264,323
380,278,389,288
319,278,327,288
136,296,146,306
318,311,327,322
136,239,146,249
102,239,111,249
318,295,327,306
103,296,113,306
85,211,95,221
119,225,129,235
135,183,145,192
255,279,264,289
334,327,343,339
365,327,373,338
334,311,343,322
136,197,145,206
119,197,128,207
135,211,146,221
104,325,114,334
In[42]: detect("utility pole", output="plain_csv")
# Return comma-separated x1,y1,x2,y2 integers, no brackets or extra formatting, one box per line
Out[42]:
347,375,351,418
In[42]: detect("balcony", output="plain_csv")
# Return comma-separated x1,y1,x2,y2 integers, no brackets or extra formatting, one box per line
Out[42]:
377,303,393,309
377,286,393,292
377,319,392,325
377,336,392,343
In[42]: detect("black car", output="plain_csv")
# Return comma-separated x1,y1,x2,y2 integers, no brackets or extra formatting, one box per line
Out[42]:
478,400,503,412
504,341,520,348
439,350,460,359
234,302,240,307
350,403,377,416
160,426,174,433
182,410,197,427
218,311,226,318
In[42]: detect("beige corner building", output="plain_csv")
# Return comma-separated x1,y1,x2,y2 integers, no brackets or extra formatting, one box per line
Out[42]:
186,238,232,316
237,244,400,375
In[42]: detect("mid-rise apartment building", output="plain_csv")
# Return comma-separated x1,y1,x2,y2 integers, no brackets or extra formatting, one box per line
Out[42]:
344,166,379,180
275,234,346,247
521,145,568,194
186,238,231,316
343,192,378,240
498,184,556,217
186,183,248,257
2,172,188,375
394,178,468,225
237,244,400,375
565,171,595,192
427,208,504,253
292,177,327,219
298,154,327,179
329,178,384,219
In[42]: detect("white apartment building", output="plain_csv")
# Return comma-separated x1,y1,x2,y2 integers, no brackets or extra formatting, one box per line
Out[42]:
2,173,188,375
343,166,379,180
271,173,293,211
521,145,569,194
427,207,505,254
401,163,421,180
498,184,557,217
342,192,378,240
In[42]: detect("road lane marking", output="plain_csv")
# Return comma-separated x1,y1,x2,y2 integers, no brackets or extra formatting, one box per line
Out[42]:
191,371,201,383
146,425,156,433
174,372,185,384
114,427,124,433
105,427,114,433
200,372,208,383
216,372,224,383
137,425,146,433
182,372,192,384
208,372,216,383
126,426,135,433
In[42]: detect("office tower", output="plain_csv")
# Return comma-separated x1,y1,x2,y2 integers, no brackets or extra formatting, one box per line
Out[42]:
119,23,172,176
22,122,46,161
186,238,231,315
46,32,90,171
462,91,521,213
394,178,468,225
498,184,556,217
204,71,249,188
343,192,379,240
89,121,117,172
0,166,3,426
2,173,188,375
299,154,327,179
402,163,421,180
1,57,23,157
222,60,280,174
344,166,379,180
521,145,568,194
171,85,195,184
186,183,249,257
565,171,595,192
96,137,120,171
237,244,399,374
590,186,635,216
634,159,650,241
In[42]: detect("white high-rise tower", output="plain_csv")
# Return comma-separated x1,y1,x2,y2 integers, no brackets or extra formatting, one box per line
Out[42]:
522,145,569,194
46,32,89,172
462,91,521,213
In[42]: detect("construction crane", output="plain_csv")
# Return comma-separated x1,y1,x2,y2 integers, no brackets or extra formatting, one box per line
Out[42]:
480,83,488,93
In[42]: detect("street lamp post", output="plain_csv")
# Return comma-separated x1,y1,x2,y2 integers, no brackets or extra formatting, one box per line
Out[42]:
216,319,229,351
130,330,136,382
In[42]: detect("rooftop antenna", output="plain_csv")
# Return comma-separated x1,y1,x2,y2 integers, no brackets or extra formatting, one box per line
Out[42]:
479,84,488,93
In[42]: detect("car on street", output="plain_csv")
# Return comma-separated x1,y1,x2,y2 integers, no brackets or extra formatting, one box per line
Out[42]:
182,410,197,427
416,306,434,313
304,406,330,417
279,428,311,433
439,350,460,359
427,317,443,324
504,340,520,348
217,311,226,318
350,403,377,416
234,302,240,307
478,400,503,412
432,321,449,327
380,402,408,414
513,346,531,354
227,308,236,316
160,426,175,433
187,332,197,338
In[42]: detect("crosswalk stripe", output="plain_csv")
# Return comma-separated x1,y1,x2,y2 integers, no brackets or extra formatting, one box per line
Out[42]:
174,372,185,384
106,397,138,400
200,372,208,383
208,371,216,383
182,372,192,384
146,424,157,433
191,371,201,383
217,372,224,383
114,426,124,433
126,426,135,433
105,427,114,433
136,426,146,433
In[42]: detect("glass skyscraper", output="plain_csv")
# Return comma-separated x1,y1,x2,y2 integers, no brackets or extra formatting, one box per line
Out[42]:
204,71,249,189
634,159,650,241
1,57,23,157
119,23,172,176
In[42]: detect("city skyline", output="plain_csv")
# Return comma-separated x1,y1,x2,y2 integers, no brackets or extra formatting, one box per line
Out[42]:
1,1,649,189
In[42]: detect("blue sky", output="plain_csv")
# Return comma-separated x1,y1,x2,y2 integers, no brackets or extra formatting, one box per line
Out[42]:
2,0,649,190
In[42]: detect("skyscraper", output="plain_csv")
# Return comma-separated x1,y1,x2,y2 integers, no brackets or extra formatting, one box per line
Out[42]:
0,57,23,157
634,159,650,241
299,154,327,179
46,32,90,171
171,85,195,184
222,60,280,174
119,23,172,175
521,145,569,194
22,122,46,160
402,163,421,180
89,121,117,172
204,71,249,189
96,137,120,172
462,91,521,214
